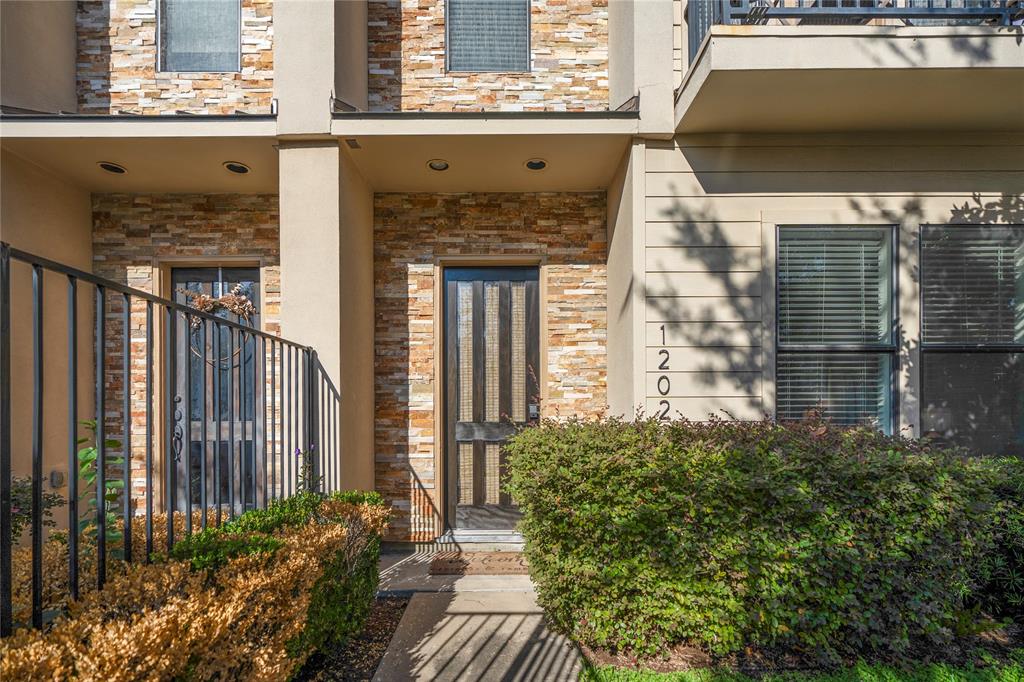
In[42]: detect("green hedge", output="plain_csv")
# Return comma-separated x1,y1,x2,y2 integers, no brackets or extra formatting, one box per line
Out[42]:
505,418,1022,661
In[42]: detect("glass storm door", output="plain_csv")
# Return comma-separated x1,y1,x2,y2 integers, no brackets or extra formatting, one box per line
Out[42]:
444,267,540,531
172,266,261,514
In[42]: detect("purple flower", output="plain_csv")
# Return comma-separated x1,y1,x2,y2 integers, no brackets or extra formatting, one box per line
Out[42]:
294,447,301,457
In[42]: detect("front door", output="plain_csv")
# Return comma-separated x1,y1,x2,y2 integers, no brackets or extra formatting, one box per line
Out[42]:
172,266,261,514
444,267,540,531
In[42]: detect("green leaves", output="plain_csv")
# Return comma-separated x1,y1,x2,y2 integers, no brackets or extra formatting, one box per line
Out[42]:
505,417,1022,660
169,529,284,571
75,419,125,555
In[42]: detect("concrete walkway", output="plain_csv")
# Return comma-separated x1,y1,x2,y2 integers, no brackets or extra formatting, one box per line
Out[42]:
372,549,583,682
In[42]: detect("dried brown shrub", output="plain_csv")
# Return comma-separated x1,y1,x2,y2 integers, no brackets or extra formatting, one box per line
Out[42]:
1,501,389,681
9,508,225,625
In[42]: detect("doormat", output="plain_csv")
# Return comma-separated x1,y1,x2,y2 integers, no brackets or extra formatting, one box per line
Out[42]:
428,552,529,575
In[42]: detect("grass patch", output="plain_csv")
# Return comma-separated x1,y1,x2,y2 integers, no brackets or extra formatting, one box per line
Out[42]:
580,658,1024,682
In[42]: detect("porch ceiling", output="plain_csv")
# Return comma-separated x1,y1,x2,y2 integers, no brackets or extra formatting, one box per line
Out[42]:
0,136,279,193
340,134,632,192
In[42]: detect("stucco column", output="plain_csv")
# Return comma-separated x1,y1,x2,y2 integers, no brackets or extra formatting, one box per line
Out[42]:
609,0,675,138
274,0,336,134
278,141,375,491
606,141,647,416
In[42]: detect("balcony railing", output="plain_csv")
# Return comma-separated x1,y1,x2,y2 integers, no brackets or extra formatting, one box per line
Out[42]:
0,243,342,636
687,1,1022,61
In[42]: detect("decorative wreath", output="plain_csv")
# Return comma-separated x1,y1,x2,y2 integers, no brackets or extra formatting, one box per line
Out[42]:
180,284,258,369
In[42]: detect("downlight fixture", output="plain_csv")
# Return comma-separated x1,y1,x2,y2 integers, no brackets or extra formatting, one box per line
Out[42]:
223,161,251,175
97,161,127,174
427,159,450,172
524,158,547,171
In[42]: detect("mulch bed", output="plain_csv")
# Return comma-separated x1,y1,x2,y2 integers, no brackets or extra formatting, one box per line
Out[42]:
582,622,1023,676
294,596,410,682
428,551,530,575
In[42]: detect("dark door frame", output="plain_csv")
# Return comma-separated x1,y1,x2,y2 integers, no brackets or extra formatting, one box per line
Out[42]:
441,264,541,533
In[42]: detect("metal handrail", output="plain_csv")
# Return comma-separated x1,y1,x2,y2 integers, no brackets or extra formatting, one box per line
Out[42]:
0,242,342,636
728,0,1020,24
5,245,291,345
687,0,1021,62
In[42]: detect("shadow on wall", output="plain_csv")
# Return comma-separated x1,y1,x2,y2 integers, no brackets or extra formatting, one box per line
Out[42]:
367,0,404,112
862,23,1022,69
76,0,111,113
644,197,767,422
646,181,1024,456
849,192,1024,456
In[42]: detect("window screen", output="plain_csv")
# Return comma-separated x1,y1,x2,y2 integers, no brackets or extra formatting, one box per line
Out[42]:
776,227,896,433
921,225,1024,456
160,0,240,73
447,0,530,72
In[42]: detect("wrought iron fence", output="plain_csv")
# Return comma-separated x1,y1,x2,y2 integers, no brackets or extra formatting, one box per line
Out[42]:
0,243,342,636
687,1,1021,62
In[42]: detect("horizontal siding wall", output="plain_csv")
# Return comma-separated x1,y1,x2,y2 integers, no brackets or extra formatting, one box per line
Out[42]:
642,135,1024,424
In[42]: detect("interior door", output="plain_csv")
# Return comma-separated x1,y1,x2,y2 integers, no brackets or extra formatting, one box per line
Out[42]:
444,267,540,531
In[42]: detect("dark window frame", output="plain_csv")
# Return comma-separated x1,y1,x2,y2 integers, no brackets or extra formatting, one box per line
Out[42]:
445,0,532,74
157,0,243,74
774,224,900,434
918,223,1024,454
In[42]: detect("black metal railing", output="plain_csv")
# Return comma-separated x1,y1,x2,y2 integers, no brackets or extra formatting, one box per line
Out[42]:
0,243,342,635
687,1,1021,61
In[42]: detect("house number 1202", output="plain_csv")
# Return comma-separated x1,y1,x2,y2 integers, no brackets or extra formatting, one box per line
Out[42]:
657,325,671,420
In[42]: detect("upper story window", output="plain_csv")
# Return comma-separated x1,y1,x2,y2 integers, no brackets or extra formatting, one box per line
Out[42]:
921,225,1024,456
159,0,241,73
447,0,530,73
776,227,897,434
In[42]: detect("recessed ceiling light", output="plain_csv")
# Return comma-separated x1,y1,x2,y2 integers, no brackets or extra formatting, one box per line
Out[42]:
97,161,127,174
525,158,547,171
427,159,450,172
223,161,251,174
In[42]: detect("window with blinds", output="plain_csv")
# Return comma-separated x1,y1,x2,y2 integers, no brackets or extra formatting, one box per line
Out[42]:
921,225,1024,456
776,227,896,433
921,226,1024,345
447,0,530,73
160,0,240,73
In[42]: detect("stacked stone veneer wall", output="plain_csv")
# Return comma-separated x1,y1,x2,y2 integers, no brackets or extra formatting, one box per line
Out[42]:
92,194,280,505
374,192,608,540
77,0,273,114
367,0,609,112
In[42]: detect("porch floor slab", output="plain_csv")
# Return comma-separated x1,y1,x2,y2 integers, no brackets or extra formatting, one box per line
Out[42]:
371,591,583,682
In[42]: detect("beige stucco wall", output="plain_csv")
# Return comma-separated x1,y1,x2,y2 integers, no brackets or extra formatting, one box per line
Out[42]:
0,149,94,528
0,0,78,113
335,0,368,111
641,133,1024,435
